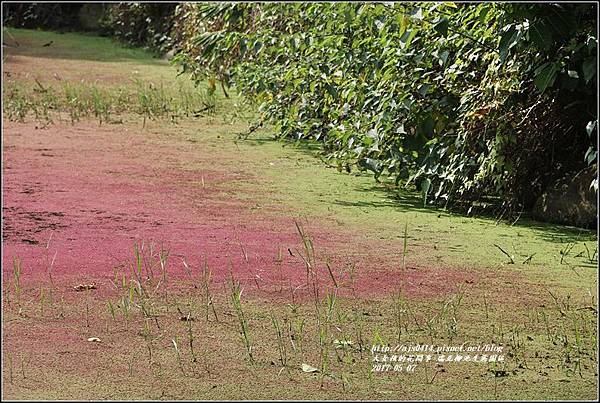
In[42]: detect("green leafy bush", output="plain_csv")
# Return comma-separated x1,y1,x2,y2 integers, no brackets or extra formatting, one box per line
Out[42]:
99,3,177,54
171,2,596,217
3,3,87,30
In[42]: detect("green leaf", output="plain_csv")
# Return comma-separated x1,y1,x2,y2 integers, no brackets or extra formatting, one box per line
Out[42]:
547,6,577,38
366,128,379,140
529,22,553,50
438,50,449,65
418,84,431,97
433,17,449,37
400,28,419,50
533,62,558,93
585,147,597,165
586,120,597,137
583,57,596,83
499,25,521,63
587,36,597,52
478,6,489,23
410,7,423,20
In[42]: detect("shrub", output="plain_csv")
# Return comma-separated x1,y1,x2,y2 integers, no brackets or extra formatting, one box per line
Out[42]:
172,3,597,216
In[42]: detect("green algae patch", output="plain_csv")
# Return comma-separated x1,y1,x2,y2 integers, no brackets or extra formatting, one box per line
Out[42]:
176,125,597,294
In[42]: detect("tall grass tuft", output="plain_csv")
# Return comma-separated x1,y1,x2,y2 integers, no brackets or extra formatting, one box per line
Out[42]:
12,257,22,306
229,277,254,363
402,221,408,269
202,256,218,322
271,313,288,368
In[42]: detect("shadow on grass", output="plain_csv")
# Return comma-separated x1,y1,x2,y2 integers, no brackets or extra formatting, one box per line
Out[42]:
512,218,597,243
334,183,430,212
242,134,324,153
243,132,598,246
4,28,165,64
343,181,597,242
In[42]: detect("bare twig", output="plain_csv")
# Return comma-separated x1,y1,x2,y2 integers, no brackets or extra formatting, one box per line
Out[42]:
493,244,514,264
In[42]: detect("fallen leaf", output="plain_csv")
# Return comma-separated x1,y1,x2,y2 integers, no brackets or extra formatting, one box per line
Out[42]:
301,363,319,373
74,283,97,291
333,339,354,348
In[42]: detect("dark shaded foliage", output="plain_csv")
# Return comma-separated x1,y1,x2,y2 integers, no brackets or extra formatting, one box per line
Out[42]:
99,3,177,54
3,3,86,31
